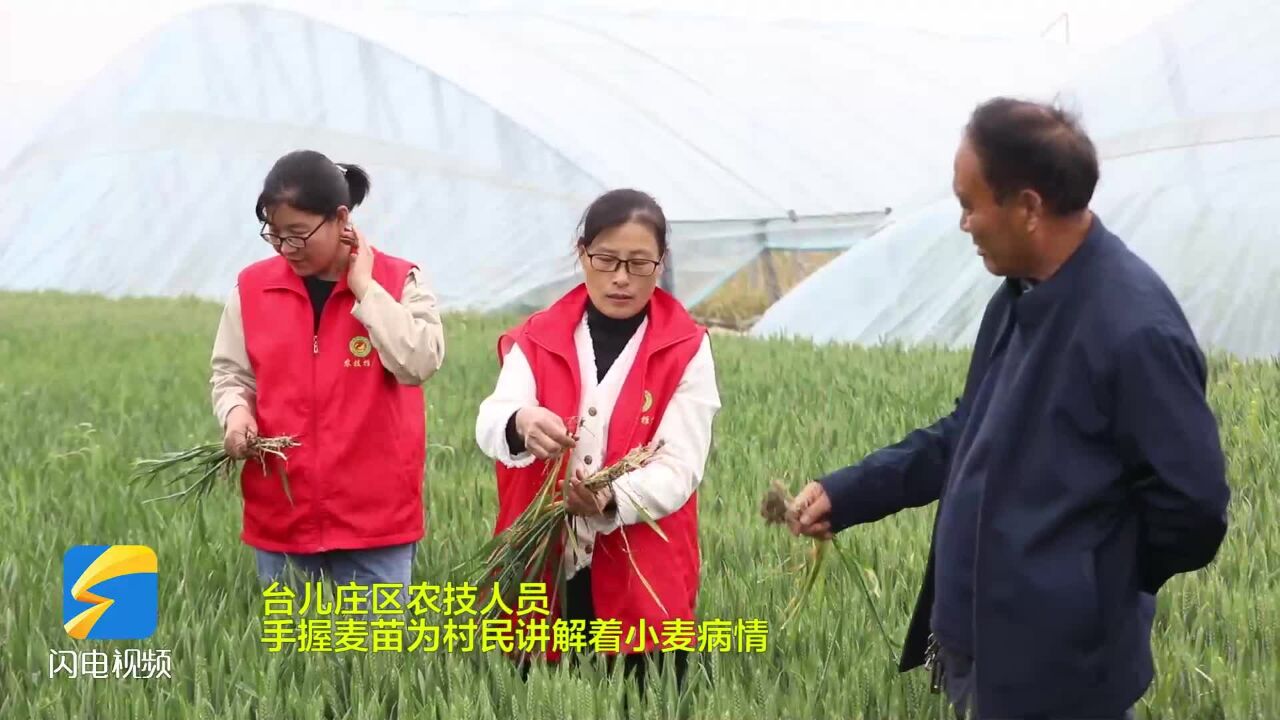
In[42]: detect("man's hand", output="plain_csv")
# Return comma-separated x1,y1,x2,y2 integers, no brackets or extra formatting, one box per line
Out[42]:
789,481,834,540
515,407,576,460
223,406,258,460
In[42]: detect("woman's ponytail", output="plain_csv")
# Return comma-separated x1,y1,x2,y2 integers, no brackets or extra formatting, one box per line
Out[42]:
336,163,371,208
255,152,373,221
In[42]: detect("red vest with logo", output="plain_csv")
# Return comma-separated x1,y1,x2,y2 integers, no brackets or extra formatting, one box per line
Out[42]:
492,284,707,658
237,252,426,554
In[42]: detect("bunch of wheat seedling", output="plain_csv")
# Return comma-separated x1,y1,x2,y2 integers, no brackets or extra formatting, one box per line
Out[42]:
459,439,671,625
761,479,897,659
132,435,299,505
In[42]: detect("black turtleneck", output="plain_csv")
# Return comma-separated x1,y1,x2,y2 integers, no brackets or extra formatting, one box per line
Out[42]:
584,299,647,382
505,300,648,453
302,275,336,331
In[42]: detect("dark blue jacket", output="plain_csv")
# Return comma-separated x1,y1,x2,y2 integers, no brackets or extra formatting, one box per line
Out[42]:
820,216,1230,718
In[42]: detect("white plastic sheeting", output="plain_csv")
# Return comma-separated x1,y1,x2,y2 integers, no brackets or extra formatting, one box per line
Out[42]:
752,202,997,348
0,3,1067,311
754,0,1280,358
302,6,1071,219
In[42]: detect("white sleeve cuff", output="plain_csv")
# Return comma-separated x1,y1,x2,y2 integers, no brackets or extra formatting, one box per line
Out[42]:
498,443,537,469
475,345,541,467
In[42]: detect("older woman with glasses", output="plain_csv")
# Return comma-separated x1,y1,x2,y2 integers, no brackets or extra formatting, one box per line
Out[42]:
475,188,721,694
210,149,445,590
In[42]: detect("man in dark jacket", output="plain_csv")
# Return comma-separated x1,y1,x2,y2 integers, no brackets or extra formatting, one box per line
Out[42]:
790,97,1230,719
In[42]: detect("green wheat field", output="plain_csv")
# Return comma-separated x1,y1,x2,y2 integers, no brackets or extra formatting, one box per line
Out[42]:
2,291,1276,719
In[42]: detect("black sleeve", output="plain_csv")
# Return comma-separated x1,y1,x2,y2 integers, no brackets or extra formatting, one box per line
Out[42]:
505,411,526,455
1112,326,1230,593
816,289,1008,533
818,405,963,532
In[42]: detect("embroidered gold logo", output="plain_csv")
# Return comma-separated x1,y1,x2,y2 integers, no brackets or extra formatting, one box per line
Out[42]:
641,390,654,413
349,336,372,358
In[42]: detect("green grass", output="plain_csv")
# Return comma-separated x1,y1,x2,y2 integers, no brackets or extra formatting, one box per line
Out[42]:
1,290,1276,719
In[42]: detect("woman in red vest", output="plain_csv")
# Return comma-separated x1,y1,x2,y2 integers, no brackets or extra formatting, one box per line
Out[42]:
210,150,445,590
476,188,721,692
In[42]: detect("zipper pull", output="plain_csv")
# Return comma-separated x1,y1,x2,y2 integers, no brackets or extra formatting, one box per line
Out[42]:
313,336,319,355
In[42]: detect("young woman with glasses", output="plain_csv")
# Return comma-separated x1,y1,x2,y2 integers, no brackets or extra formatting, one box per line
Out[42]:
475,188,721,693
210,149,445,590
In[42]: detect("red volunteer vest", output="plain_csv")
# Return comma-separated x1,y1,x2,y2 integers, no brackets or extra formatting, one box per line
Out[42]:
492,284,707,658
237,251,426,554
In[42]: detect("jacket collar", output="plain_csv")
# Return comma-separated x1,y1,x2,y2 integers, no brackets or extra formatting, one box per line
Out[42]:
524,283,701,361
258,253,356,297
1005,213,1111,327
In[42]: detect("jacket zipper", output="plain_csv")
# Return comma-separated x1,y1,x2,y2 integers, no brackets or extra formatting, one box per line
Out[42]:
312,331,322,551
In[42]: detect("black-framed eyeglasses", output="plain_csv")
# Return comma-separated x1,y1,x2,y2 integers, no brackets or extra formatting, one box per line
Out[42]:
586,252,662,277
261,218,327,249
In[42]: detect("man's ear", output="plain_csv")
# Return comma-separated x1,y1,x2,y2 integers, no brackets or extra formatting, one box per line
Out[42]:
335,206,351,226
1018,189,1043,233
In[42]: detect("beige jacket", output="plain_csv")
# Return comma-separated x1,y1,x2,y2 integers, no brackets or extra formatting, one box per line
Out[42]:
210,268,446,428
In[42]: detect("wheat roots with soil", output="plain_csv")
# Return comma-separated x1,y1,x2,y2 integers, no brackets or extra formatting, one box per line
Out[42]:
454,434,670,665
761,479,897,660
131,435,299,505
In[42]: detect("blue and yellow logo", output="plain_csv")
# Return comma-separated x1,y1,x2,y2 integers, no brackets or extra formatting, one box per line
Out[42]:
62,545,158,640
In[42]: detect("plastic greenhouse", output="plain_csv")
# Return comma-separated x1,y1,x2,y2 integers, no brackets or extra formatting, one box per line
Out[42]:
0,3,1068,312
753,0,1280,359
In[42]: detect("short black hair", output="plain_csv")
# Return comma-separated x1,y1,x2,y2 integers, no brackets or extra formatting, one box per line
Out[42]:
576,188,668,256
965,97,1099,216
255,150,371,222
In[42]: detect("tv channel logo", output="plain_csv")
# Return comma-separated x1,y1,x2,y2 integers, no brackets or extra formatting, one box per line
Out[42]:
62,545,158,640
